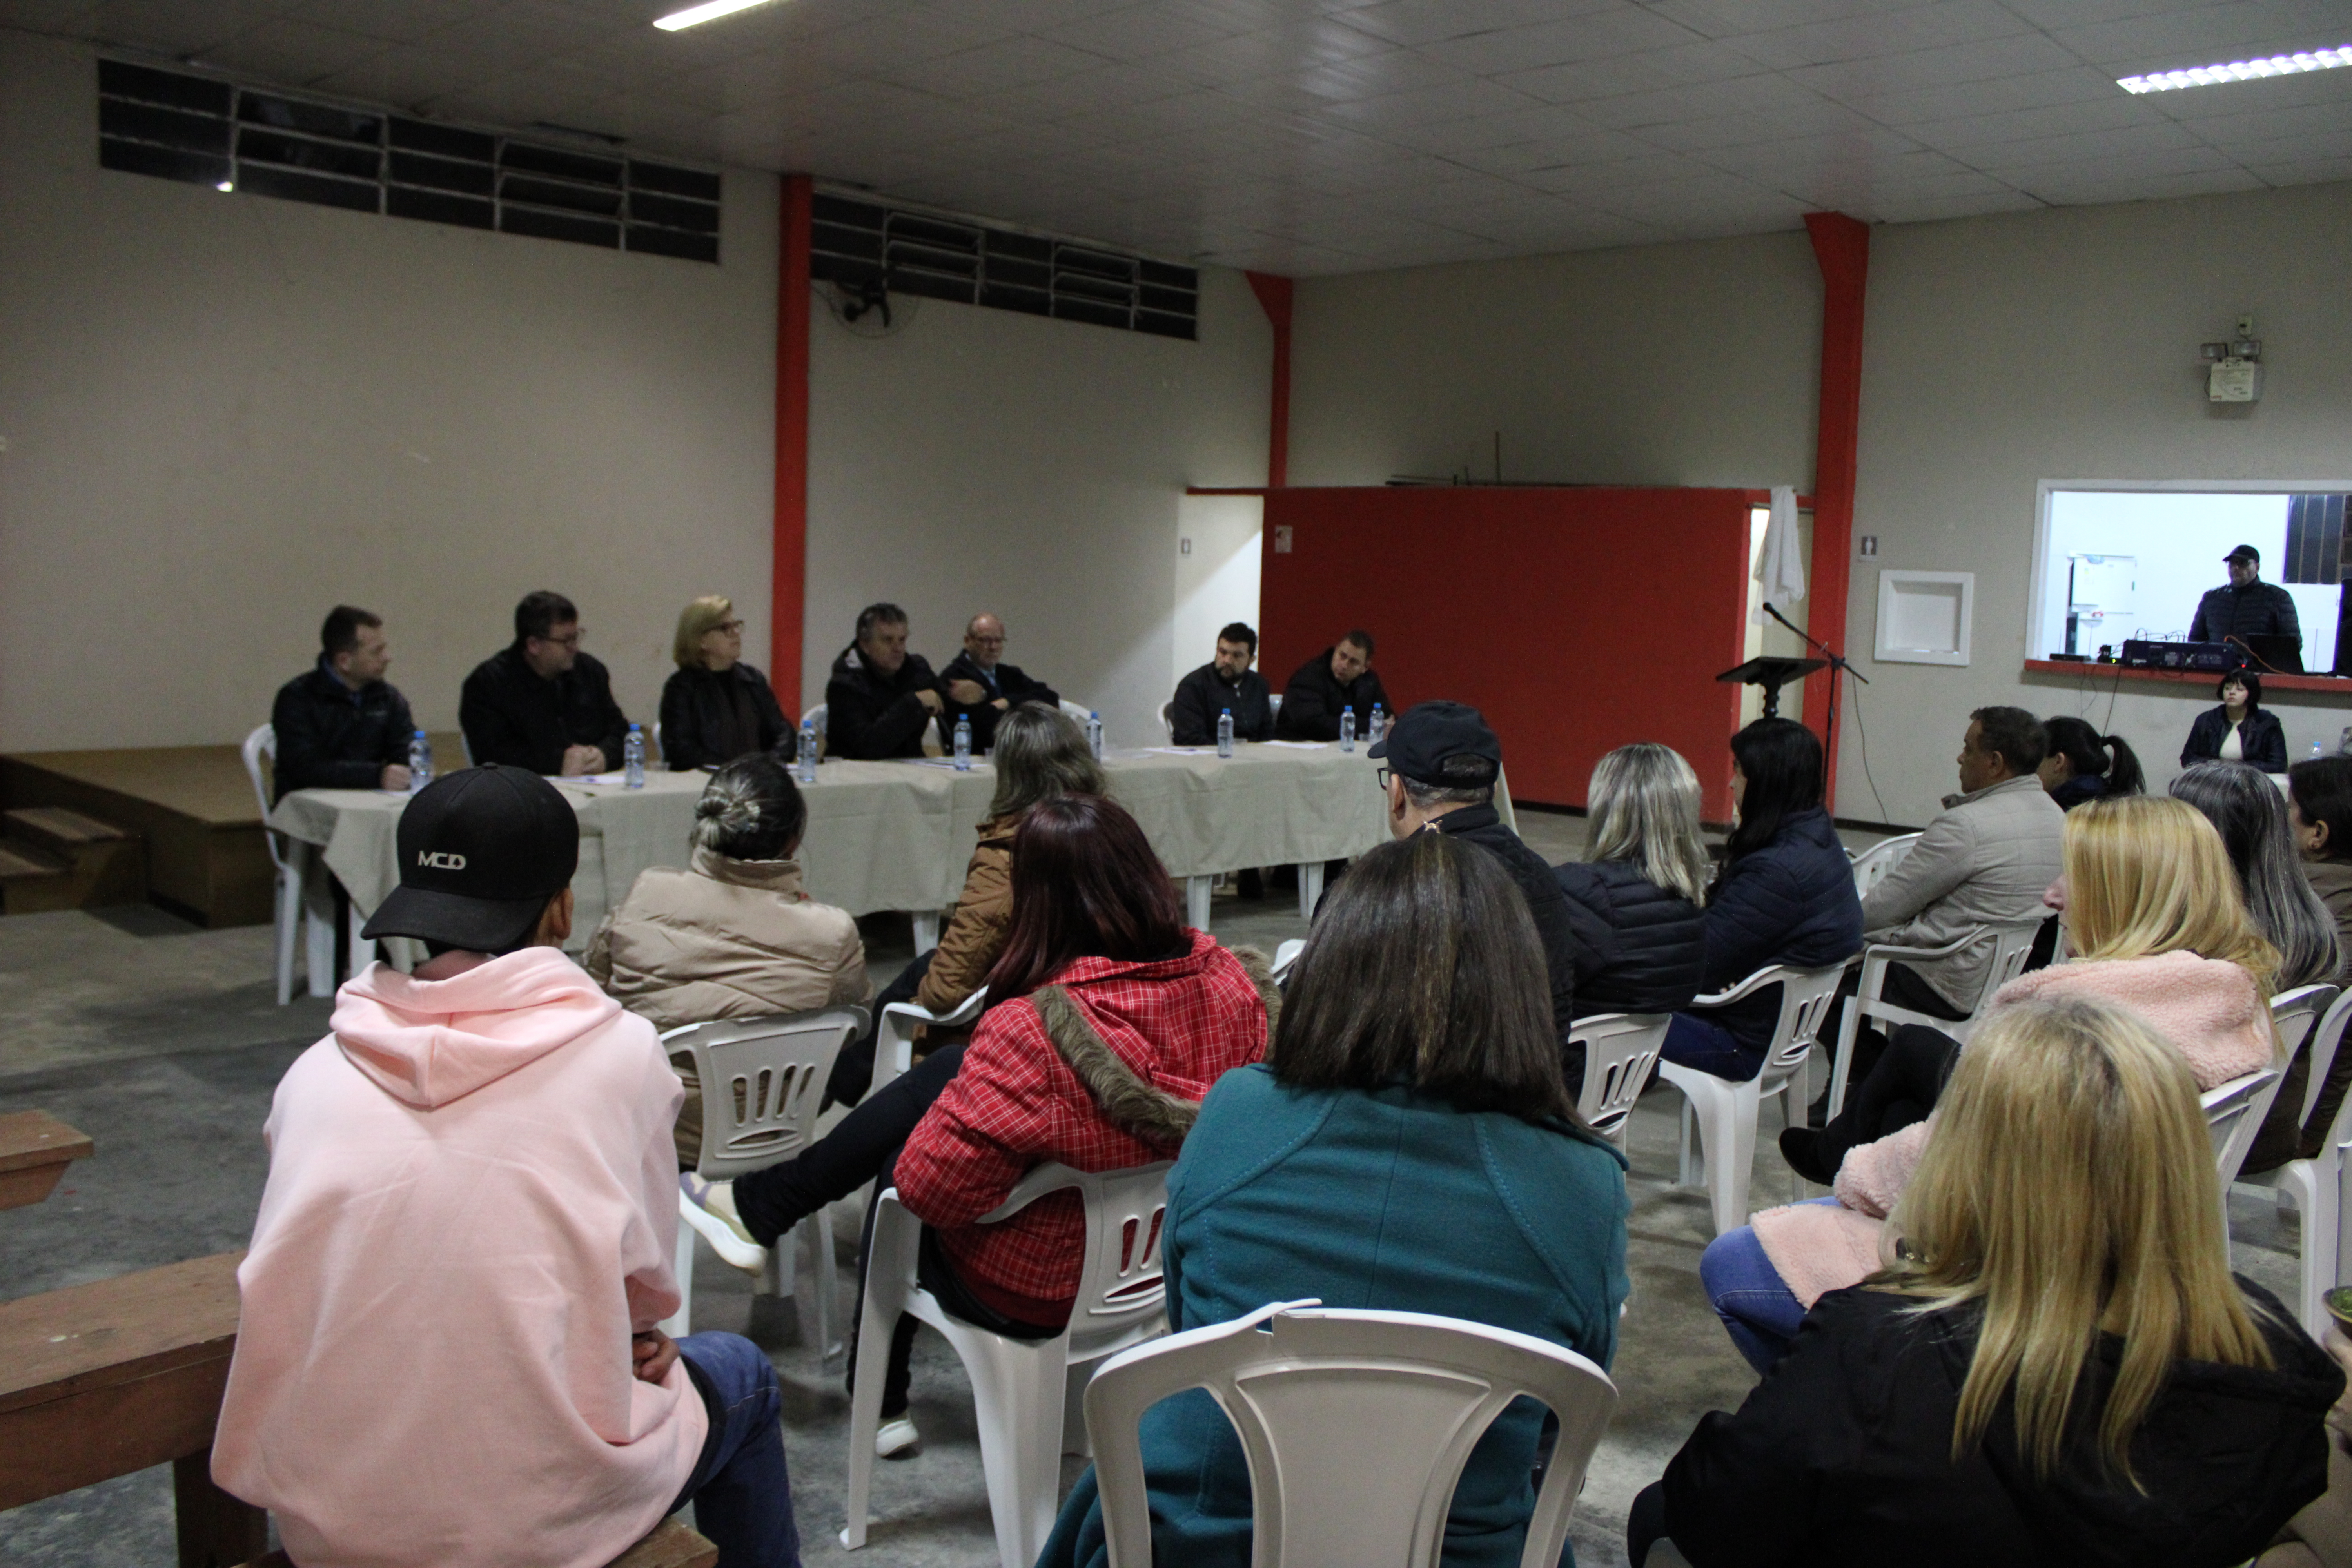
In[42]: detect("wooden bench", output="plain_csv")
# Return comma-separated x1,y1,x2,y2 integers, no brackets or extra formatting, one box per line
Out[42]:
0,1250,265,1568
233,1516,720,1568
0,1109,94,1210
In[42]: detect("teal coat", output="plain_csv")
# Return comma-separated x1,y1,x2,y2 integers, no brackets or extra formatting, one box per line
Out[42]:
1039,1064,1630,1568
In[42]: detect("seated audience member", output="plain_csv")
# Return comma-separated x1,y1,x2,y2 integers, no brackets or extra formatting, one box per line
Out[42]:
2173,762,2343,1174
937,613,1059,752
1752,795,2278,1362
1040,830,1629,1568
270,604,416,799
2292,757,2352,983
824,602,943,760
658,595,792,771
1825,705,2065,1088
460,590,629,777
212,766,798,1567
1555,742,1709,1020
823,704,1106,1108
2184,668,2289,772
1633,993,2337,1568
2038,714,2144,809
586,756,868,1171
1171,622,1274,746
2262,1324,2352,1568
1662,719,1862,1083
1370,702,1583,1086
693,795,1272,1457
1275,629,1390,742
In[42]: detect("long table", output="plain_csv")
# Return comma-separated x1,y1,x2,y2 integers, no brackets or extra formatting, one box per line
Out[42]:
269,742,1388,964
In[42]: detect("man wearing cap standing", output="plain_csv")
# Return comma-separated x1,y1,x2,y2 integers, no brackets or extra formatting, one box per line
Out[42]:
213,764,801,1568
2190,544,2301,647
1368,701,1588,1092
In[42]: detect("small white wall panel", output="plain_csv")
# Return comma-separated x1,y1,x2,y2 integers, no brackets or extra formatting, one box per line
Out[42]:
1876,570,1974,666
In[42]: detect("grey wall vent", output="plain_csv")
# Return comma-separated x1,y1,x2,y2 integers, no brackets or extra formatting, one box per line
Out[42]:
812,192,1196,341
97,59,721,263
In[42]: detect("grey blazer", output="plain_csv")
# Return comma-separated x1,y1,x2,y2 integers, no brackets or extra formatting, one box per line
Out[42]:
1859,773,2066,1009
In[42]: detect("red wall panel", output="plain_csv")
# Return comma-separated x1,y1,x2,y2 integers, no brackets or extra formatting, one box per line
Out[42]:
1260,487,1753,819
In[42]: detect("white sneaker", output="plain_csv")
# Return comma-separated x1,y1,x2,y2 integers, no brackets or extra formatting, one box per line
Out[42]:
678,1175,767,1275
875,1416,921,1459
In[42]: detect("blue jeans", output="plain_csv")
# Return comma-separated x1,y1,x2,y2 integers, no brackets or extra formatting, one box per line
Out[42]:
1698,1206,1828,1376
1661,1013,1764,1083
673,1332,800,1567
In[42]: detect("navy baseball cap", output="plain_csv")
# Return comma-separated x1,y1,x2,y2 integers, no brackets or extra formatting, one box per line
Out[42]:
1369,701,1502,787
2225,544,2261,563
361,765,579,951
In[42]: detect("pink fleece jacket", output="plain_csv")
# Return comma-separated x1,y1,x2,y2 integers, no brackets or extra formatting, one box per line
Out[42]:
1751,951,2272,1309
211,948,707,1568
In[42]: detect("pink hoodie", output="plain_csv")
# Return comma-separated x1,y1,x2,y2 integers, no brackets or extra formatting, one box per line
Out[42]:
211,949,708,1568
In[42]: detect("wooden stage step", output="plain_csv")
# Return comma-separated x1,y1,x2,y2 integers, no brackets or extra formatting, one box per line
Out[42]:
0,803,147,916
0,748,257,925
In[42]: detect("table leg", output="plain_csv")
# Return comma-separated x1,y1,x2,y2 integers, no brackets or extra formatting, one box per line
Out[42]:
174,1450,269,1568
1297,861,1324,922
911,912,940,954
1187,876,1212,933
300,843,334,1001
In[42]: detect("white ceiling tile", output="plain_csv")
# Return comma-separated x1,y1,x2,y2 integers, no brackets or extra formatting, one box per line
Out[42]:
199,16,392,85
1649,0,1929,41
1567,70,1826,127
1900,93,2165,151
1864,186,2043,220
1785,32,2084,98
1417,9,1712,76
1493,39,1780,105
1633,98,1895,151
881,35,1111,98
1826,65,2125,125
2053,1,2352,73
1723,0,2039,71
1962,119,2209,169
2016,163,2267,203
84,0,298,57
1036,4,1242,62
2243,152,2352,184
1148,18,1396,86
1312,76,1553,131
307,45,504,107
2000,0,2217,27
287,0,477,46
1342,0,1625,51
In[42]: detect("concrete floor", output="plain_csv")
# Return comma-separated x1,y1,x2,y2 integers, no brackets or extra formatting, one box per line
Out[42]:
0,812,2303,1566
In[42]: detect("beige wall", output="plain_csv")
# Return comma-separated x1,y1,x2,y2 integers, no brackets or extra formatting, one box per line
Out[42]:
0,30,779,753
804,267,1270,751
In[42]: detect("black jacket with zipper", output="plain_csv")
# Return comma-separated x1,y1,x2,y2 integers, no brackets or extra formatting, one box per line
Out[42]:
1553,858,1706,1017
658,662,794,770
824,644,941,760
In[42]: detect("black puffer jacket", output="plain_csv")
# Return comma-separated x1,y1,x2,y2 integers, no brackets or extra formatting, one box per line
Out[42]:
824,644,941,760
2182,705,2288,772
658,661,793,770
1661,1279,2339,1568
1688,805,1864,1054
1553,859,1705,1017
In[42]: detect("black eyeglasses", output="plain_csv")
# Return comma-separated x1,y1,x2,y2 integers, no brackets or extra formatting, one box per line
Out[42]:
1375,767,1391,788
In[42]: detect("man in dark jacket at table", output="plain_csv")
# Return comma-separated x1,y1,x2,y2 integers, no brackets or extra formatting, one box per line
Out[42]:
271,606,417,802
459,591,630,778
1370,701,1587,1090
1171,622,1275,747
2189,543,2301,647
824,602,944,760
1277,631,1391,742
936,612,1059,752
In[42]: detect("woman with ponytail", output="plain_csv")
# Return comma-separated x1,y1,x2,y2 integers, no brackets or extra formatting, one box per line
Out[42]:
586,753,870,1165
2038,715,2145,810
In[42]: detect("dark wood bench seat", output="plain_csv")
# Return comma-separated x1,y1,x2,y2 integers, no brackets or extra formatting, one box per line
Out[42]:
0,1108,93,1210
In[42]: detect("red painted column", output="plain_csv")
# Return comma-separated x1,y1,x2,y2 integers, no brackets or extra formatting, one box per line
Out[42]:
1802,211,1869,811
771,174,813,714
1245,271,1293,488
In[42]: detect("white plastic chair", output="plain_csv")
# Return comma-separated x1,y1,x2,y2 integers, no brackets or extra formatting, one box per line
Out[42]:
1657,962,1848,1235
2206,1067,2287,1196
659,1006,867,1354
1846,831,1922,900
1271,938,1304,982
1086,1301,1618,1568
1159,700,1176,744
1571,1012,1671,1151
871,985,989,1095
243,724,339,1004
459,730,476,767
842,1161,1174,1568
1825,916,2047,1119
2231,985,2347,1332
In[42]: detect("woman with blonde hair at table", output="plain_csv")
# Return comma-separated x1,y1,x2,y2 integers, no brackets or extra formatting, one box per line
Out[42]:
1635,993,2339,1567
657,593,793,770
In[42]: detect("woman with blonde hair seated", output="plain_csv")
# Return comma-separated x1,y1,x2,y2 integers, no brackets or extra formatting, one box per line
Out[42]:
1719,793,2279,1372
658,594,793,770
1635,993,2339,1566
1553,742,1710,1024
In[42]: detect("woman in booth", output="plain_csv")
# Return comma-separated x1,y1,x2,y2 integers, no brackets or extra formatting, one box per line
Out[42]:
658,594,793,771
2038,715,2145,809
2183,668,2288,773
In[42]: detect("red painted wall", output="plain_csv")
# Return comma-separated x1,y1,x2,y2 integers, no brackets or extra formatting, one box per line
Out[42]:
1260,486,1753,818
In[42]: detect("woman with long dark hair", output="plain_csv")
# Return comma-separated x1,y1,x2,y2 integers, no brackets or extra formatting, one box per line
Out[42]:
1659,718,1864,1081
1039,830,1628,1568
2037,715,2144,809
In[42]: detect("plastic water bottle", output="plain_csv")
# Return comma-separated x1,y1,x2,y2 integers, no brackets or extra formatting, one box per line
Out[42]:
1368,702,1385,744
406,730,432,794
1216,707,1234,759
623,724,645,788
2315,742,2328,765
1340,705,1356,753
1086,710,1104,762
797,719,817,784
953,713,972,771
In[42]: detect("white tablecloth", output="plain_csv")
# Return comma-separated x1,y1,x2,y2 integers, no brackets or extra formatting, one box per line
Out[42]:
268,742,1388,950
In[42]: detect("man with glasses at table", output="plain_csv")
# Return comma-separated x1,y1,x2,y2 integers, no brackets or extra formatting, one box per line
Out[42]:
461,590,631,777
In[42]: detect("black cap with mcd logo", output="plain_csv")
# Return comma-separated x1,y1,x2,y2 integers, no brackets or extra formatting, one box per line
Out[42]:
360,764,579,952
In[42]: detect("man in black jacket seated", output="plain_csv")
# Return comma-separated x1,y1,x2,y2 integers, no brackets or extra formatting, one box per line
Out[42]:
824,602,944,760
936,613,1059,752
1370,702,1586,1090
459,590,630,777
1277,630,1390,742
1171,622,1274,747
271,605,417,802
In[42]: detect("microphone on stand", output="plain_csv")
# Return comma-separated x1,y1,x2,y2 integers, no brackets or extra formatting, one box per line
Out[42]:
1763,602,1869,684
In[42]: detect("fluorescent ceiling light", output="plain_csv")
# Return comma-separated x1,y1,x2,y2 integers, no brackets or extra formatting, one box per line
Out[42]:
2120,46,2349,93
653,0,776,31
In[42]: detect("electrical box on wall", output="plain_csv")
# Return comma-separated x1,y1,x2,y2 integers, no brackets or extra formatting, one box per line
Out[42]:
2202,315,2263,403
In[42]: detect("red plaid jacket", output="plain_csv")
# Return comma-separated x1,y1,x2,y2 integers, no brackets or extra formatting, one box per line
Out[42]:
894,930,1269,1325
